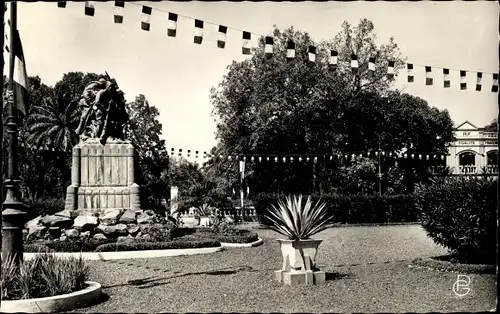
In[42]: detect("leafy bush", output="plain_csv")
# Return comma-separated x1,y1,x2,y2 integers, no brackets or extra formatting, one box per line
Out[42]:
1,253,89,300
253,192,420,224
95,239,221,252
23,197,65,220
415,176,496,264
140,221,176,242
24,238,115,253
183,228,259,243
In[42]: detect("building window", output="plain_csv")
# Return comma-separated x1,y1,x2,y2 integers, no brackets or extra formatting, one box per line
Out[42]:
458,152,476,174
486,150,498,174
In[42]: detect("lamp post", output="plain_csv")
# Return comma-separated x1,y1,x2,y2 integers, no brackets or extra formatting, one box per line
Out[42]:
2,1,27,267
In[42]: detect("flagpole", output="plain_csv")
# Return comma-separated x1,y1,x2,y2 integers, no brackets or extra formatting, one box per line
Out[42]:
0,3,4,309
2,1,26,267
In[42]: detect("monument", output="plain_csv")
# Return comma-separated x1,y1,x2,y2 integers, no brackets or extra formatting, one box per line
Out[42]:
64,75,141,215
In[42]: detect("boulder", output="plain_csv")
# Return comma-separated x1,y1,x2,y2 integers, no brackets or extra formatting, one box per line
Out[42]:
119,210,136,224
48,227,61,238
73,215,98,231
134,209,144,216
65,229,80,238
59,235,68,241
80,231,91,238
41,215,73,229
93,233,107,241
27,225,48,240
97,223,127,235
25,215,42,229
22,229,29,241
99,209,122,225
144,209,155,216
126,223,140,235
137,213,155,224
54,210,78,219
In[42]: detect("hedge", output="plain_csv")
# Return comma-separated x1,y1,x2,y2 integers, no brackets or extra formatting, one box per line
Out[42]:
182,228,259,243
253,192,420,224
415,176,496,264
95,239,221,252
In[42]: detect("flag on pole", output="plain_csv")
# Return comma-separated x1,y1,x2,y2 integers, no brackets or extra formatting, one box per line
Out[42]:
387,60,395,79
286,40,295,59
265,36,273,57
167,13,178,37
407,63,414,82
58,1,67,8
84,1,95,16
308,46,316,63
187,150,191,158
460,70,467,90
329,50,338,70
425,66,433,85
11,29,29,115
242,31,251,55
178,148,182,157
350,54,358,70
217,25,227,48
171,148,174,156
443,68,450,88
141,6,152,31
492,73,498,92
194,20,204,44
476,72,482,91
113,1,124,24
368,57,376,78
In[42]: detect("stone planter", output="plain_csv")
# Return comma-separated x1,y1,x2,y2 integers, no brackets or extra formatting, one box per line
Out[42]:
275,239,325,286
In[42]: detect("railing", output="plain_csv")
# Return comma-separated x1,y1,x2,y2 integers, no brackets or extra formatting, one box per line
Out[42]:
485,165,498,174
459,166,477,174
177,207,258,223
483,132,497,138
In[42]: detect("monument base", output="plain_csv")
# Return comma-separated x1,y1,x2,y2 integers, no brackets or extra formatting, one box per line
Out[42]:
274,270,326,286
65,139,141,214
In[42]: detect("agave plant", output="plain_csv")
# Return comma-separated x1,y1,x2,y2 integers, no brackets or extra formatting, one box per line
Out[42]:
263,195,333,240
196,203,215,217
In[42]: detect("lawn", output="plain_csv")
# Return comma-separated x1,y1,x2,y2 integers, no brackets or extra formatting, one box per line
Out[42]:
69,224,496,313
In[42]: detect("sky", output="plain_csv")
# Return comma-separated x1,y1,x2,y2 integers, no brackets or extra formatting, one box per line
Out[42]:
5,1,499,156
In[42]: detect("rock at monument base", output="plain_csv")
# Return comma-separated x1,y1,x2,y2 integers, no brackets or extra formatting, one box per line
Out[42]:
41,215,73,229
48,227,61,239
54,210,78,219
97,223,127,236
100,209,122,225
119,209,136,224
65,229,80,238
137,213,155,224
25,215,42,229
27,225,47,240
93,233,107,241
73,215,99,231
80,231,91,238
126,223,140,235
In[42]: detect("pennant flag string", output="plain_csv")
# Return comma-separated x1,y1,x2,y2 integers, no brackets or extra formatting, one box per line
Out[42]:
286,40,296,59
54,2,498,90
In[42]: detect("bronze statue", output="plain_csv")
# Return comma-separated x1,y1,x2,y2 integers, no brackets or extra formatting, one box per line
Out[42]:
74,75,128,145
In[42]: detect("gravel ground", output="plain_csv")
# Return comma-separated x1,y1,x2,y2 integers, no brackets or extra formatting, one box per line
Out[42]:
71,224,496,313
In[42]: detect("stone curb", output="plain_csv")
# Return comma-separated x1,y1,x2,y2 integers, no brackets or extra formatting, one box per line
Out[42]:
410,257,495,274
0,281,101,313
221,237,263,248
23,246,225,261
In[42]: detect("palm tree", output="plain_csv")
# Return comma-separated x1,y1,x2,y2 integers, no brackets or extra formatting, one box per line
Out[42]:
25,95,80,152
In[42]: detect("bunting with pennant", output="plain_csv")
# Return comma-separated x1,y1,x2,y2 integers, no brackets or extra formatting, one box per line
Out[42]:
265,36,273,57
308,46,316,63
425,66,433,85
113,1,124,24
329,50,338,70
350,54,358,71
167,12,178,37
387,60,395,79
141,6,152,31
242,31,251,55
58,1,67,8
368,57,375,78
84,1,95,17
407,63,414,82
194,19,204,44
217,25,227,48
460,70,467,90
476,72,482,91
443,68,450,88
492,74,499,92
286,40,295,59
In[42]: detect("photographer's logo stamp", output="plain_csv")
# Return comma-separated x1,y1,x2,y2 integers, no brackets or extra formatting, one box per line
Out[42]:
453,274,471,297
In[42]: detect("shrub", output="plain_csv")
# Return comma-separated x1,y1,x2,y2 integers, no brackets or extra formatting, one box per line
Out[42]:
415,176,496,264
1,253,89,300
140,221,176,242
253,192,420,224
95,239,221,252
43,238,115,252
183,228,259,243
23,197,65,220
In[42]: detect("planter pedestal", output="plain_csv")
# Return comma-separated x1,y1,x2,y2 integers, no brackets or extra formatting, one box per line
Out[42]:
275,239,325,286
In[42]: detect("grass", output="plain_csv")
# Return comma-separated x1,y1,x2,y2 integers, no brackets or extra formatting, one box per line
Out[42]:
67,224,496,313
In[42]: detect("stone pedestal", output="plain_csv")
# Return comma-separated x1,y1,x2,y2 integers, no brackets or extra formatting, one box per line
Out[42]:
65,139,141,215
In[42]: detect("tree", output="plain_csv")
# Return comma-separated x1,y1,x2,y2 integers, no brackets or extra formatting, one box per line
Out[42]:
209,20,454,195
483,119,497,132
126,94,170,212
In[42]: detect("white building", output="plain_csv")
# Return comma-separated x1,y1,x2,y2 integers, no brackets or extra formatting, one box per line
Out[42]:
446,121,498,175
